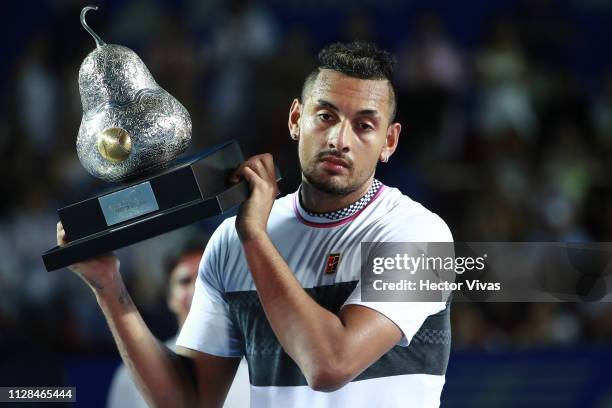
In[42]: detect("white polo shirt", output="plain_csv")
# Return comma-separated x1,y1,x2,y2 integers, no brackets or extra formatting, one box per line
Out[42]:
178,183,453,408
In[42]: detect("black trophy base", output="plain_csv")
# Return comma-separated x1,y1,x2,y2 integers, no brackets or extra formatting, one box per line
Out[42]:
42,140,248,272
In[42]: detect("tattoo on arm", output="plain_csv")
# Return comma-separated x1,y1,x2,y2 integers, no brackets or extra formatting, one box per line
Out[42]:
84,276,104,291
118,283,133,307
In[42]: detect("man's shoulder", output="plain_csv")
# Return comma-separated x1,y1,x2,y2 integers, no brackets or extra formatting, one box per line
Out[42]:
209,216,237,245
372,186,453,242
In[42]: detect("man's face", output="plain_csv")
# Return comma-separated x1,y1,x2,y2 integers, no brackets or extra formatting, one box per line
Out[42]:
167,252,201,324
295,69,397,196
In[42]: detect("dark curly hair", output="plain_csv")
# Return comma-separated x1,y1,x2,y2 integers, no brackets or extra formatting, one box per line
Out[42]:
301,41,398,121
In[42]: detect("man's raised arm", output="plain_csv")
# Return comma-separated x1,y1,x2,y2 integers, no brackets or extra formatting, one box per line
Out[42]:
56,222,240,408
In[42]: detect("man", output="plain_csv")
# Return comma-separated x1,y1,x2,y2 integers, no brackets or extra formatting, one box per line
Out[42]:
106,242,250,408
57,41,452,407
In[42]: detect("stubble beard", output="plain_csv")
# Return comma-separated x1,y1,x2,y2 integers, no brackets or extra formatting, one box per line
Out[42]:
301,161,373,197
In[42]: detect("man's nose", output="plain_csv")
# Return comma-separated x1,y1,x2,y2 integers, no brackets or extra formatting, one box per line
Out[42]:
328,120,351,152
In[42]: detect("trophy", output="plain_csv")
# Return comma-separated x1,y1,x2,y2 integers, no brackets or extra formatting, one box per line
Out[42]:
42,6,267,271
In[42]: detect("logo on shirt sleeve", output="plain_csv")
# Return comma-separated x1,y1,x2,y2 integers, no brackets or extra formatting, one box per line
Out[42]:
324,253,341,274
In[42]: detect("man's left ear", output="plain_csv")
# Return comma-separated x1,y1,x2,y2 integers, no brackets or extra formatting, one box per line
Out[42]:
380,123,401,163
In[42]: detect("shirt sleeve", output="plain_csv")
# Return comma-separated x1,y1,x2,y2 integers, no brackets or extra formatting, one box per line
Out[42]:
176,220,242,357
342,210,453,347
342,281,447,347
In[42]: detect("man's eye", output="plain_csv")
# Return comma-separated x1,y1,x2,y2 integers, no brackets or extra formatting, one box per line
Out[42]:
318,113,332,121
359,123,373,131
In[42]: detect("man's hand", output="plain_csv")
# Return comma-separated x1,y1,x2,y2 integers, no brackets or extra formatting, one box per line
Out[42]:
230,153,279,243
56,221,121,295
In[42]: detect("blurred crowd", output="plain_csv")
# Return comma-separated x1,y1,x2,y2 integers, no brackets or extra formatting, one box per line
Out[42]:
1,0,612,356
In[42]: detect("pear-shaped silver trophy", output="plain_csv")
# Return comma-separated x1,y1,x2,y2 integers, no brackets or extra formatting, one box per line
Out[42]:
76,5,191,182
42,5,262,272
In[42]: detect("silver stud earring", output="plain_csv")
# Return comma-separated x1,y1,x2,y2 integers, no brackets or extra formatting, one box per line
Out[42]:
381,152,388,163
291,128,299,140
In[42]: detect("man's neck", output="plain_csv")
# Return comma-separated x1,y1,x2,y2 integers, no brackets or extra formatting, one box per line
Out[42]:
300,176,374,213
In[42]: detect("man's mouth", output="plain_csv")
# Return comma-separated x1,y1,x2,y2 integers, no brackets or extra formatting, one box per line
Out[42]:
319,155,350,168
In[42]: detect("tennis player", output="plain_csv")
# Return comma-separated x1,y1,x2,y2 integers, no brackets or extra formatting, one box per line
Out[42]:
57,41,452,408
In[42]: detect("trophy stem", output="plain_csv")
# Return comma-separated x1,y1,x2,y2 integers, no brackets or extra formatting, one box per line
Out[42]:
80,5,106,48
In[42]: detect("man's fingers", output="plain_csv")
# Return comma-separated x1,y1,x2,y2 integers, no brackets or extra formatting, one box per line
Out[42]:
230,161,261,183
249,159,269,180
58,232,67,246
230,154,276,185
259,153,276,181
229,161,249,183
56,222,68,246
241,166,257,184
257,154,280,195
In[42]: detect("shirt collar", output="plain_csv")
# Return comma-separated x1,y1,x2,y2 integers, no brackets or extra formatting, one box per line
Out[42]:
293,179,384,227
